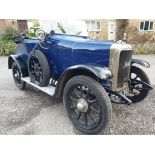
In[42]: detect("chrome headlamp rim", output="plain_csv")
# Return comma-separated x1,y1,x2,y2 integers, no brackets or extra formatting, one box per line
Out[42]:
99,67,113,80
35,29,46,40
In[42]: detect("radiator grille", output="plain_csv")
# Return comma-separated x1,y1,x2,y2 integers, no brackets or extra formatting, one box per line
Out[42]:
117,50,132,88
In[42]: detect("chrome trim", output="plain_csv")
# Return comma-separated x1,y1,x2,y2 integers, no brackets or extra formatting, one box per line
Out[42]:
109,43,133,91
35,29,46,40
38,41,49,50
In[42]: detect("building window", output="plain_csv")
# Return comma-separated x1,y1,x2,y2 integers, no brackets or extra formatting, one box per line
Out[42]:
86,20,101,31
140,21,154,31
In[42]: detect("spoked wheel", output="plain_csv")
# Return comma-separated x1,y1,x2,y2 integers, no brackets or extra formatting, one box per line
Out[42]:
68,84,102,130
28,50,50,87
12,62,26,89
63,75,112,134
29,56,43,86
127,66,150,103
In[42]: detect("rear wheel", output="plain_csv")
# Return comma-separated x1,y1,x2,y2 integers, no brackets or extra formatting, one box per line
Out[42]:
12,62,26,90
63,75,112,134
127,66,150,103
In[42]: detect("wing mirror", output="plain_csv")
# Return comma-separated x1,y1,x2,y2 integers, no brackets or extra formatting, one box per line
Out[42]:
35,29,46,40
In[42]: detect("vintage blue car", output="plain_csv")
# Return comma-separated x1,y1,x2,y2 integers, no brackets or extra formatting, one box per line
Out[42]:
8,20,153,134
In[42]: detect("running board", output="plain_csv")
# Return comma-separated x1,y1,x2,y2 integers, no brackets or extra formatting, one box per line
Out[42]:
21,77,56,96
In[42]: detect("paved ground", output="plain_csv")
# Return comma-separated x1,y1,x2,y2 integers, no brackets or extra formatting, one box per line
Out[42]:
0,55,155,135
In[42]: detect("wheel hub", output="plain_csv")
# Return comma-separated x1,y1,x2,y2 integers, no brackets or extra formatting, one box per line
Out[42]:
14,71,20,79
77,98,88,112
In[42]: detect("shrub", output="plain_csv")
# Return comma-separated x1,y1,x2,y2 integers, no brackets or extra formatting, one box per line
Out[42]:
0,26,19,41
0,40,16,56
116,19,129,40
125,27,154,44
132,42,155,54
0,26,17,56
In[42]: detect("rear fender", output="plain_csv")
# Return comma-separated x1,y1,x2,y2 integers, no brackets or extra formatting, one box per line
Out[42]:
8,55,28,77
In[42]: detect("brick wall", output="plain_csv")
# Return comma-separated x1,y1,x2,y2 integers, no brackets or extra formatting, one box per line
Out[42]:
0,19,18,33
0,19,6,33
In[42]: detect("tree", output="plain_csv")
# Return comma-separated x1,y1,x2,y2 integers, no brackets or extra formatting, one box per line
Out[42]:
116,19,129,40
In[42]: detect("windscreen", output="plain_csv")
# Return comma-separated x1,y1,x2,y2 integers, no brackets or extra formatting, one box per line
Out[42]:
39,20,88,37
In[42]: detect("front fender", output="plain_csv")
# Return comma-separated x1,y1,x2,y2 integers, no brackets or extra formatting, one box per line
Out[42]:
66,65,101,79
54,64,112,98
8,55,28,77
131,59,150,68
62,64,112,81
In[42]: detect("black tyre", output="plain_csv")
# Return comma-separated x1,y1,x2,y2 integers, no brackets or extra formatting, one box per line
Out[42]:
127,66,150,103
63,75,112,134
12,62,26,90
28,50,50,87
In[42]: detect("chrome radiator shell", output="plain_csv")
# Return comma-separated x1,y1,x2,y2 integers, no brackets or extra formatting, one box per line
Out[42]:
109,43,133,91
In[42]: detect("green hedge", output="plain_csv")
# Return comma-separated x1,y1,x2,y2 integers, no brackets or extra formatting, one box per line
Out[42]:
0,26,17,56
0,40,16,56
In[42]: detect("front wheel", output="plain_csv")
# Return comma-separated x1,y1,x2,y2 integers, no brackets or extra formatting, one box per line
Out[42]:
127,66,150,103
63,75,112,134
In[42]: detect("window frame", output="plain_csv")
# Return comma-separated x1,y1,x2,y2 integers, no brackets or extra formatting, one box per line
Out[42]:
139,21,154,32
85,20,101,32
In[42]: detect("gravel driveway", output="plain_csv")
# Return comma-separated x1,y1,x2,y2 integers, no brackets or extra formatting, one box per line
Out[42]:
0,55,155,135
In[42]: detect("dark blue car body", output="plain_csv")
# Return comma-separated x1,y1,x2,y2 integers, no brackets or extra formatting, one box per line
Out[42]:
15,34,113,77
